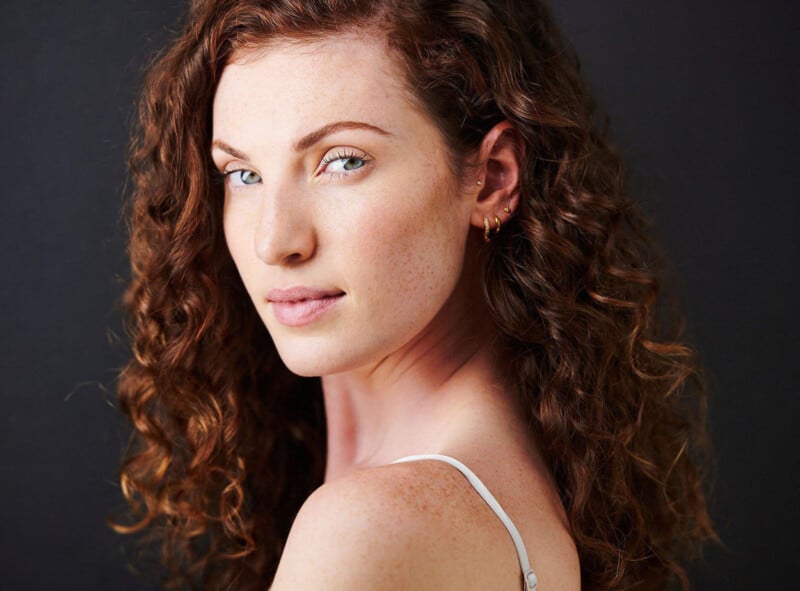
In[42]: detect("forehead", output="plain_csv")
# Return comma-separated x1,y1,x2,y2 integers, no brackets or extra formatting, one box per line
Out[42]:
212,34,421,142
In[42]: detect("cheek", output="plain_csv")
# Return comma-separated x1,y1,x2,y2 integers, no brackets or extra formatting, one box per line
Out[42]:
345,174,466,329
222,200,257,288
223,206,240,256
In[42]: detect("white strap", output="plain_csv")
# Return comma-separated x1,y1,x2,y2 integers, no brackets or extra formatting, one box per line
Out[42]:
391,453,538,590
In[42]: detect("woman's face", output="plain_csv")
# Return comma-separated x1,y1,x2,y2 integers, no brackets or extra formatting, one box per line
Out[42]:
212,34,475,377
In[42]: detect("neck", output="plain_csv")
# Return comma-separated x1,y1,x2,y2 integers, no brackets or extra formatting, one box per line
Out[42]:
320,261,525,482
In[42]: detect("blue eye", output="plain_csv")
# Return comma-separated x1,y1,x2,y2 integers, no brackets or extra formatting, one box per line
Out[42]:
226,169,261,186
322,150,370,177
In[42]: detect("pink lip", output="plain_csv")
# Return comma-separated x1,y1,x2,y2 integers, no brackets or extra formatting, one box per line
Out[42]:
266,286,345,327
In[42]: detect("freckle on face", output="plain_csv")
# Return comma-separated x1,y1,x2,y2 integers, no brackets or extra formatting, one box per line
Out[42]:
212,34,472,377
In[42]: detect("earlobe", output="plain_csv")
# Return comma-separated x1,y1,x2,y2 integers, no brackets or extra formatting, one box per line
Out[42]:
470,121,526,238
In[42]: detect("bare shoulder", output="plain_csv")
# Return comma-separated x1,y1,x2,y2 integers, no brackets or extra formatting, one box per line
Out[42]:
269,460,472,590
270,458,580,590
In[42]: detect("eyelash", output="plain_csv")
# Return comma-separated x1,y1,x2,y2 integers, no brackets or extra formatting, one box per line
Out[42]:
320,149,371,180
215,149,371,188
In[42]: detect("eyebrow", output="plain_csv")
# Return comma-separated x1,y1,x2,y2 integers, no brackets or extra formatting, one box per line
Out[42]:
211,120,392,160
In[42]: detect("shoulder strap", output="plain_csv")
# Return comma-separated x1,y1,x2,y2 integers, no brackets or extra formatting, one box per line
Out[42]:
391,453,538,591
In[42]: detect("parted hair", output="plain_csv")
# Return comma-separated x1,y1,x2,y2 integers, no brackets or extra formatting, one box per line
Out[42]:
113,1,717,589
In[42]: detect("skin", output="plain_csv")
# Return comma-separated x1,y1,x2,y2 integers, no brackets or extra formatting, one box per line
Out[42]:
212,33,580,589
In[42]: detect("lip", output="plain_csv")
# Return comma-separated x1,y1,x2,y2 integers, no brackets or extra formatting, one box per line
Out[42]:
266,286,345,327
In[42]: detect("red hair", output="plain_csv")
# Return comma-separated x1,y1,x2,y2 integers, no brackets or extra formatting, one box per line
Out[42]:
113,1,717,589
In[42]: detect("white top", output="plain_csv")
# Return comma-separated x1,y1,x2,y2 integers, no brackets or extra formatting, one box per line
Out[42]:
390,453,539,590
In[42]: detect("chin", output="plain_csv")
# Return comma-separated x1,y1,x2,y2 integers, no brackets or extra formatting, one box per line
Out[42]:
272,339,366,378
271,327,404,378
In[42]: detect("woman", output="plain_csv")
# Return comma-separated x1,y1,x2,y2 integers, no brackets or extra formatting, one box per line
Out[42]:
113,0,716,589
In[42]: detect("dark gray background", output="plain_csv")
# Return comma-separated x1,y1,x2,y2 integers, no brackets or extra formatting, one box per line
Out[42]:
1,1,796,589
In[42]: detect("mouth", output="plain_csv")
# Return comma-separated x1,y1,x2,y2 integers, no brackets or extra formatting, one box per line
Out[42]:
266,286,345,303
266,290,346,327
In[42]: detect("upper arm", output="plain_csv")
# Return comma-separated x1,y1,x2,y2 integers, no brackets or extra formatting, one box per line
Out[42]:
269,469,452,591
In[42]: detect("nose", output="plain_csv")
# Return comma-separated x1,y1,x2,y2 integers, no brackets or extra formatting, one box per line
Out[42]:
254,185,317,266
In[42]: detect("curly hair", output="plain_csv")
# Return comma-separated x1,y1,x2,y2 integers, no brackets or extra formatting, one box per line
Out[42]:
112,0,717,589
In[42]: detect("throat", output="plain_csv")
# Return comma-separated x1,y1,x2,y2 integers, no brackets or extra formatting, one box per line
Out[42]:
320,342,517,483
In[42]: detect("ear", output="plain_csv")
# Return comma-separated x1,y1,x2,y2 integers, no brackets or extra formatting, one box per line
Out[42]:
469,121,526,238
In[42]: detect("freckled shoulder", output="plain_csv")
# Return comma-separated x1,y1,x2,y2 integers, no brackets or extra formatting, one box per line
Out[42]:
269,460,511,591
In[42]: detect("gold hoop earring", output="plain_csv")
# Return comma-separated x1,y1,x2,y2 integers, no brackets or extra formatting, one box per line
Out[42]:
483,217,491,242
494,216,501,234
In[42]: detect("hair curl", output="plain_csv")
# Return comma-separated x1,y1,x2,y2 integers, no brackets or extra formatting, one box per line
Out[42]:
112,1,717,589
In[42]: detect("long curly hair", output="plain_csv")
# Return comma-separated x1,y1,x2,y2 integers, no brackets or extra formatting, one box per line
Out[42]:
112,0,717,589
